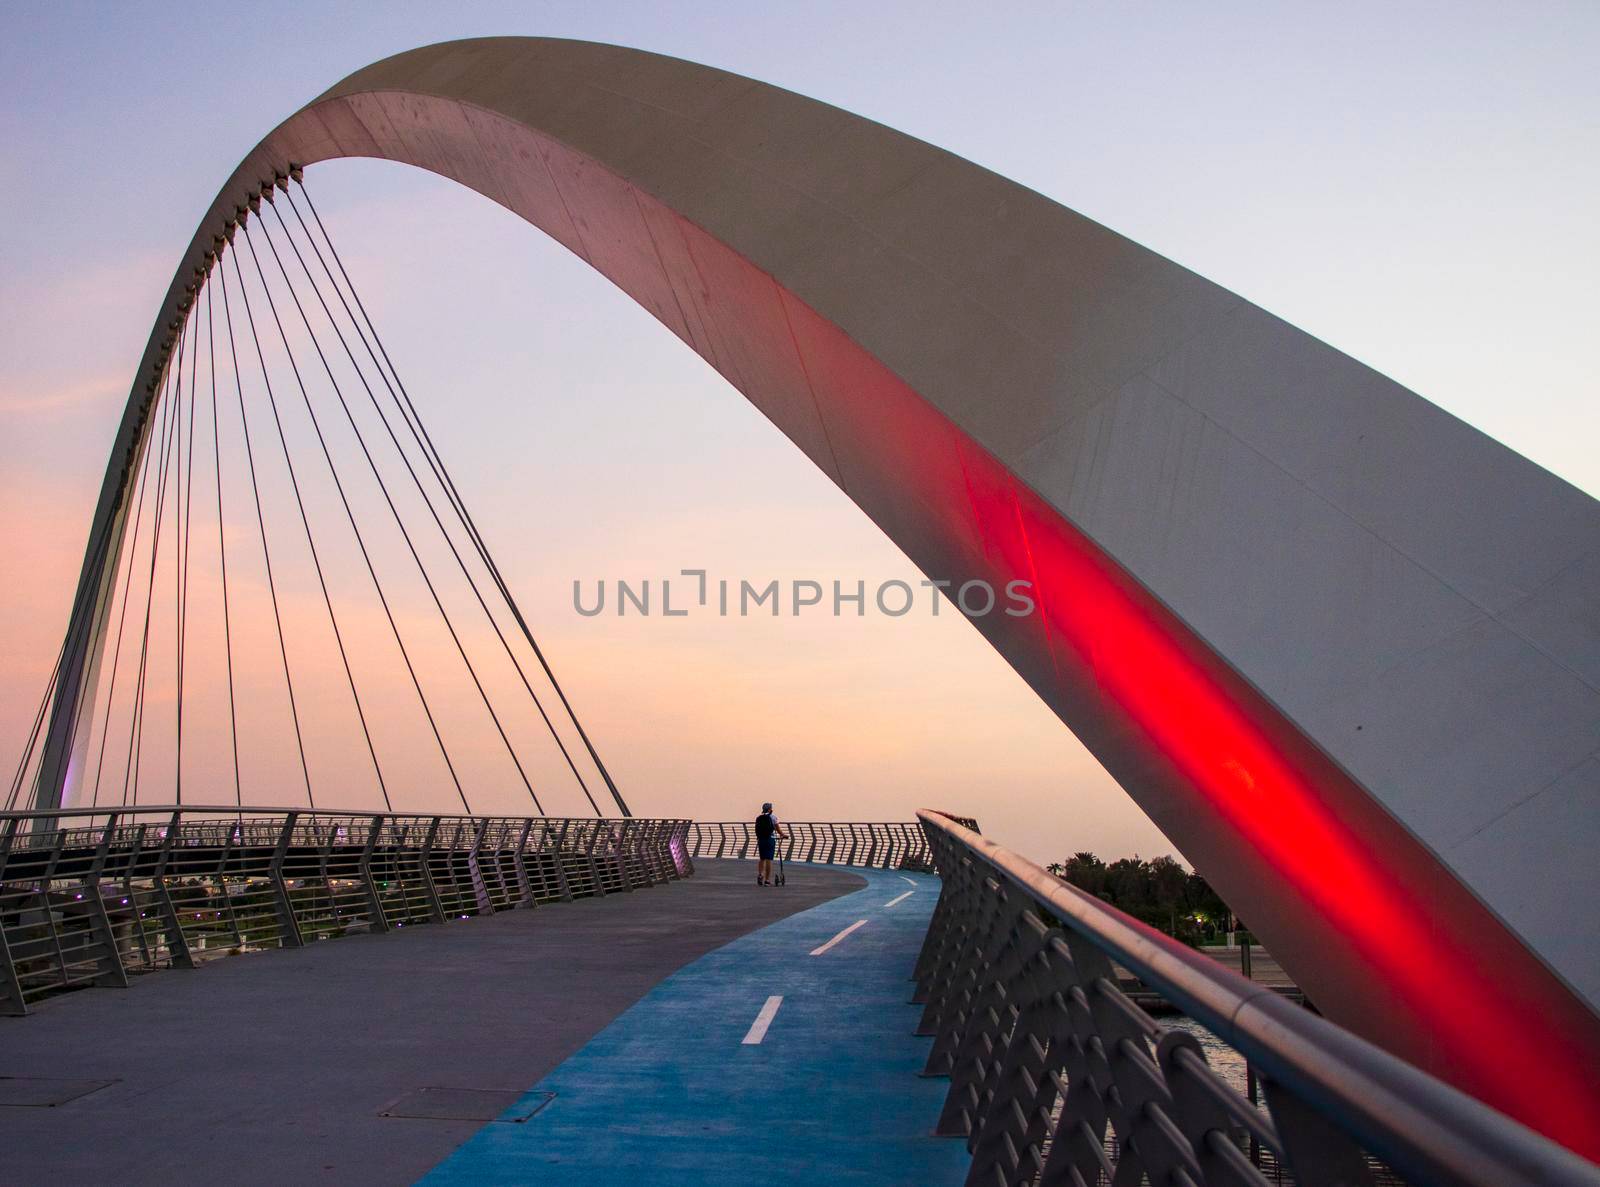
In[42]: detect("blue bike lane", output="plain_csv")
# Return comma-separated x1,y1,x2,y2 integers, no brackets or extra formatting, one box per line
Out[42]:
421,866,968,1186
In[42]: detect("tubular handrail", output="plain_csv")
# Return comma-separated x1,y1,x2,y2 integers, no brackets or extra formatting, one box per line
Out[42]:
915,810,1600,1185
0,804,640,822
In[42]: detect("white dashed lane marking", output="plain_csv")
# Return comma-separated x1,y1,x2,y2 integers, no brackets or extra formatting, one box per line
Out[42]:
742,995,784,1045
809,919,869,956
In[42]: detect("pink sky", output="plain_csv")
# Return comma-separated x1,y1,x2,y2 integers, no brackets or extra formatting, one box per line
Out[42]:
3,4,1596,865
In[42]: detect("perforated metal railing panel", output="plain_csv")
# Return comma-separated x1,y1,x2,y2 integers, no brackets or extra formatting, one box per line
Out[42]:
911,811,1600,1187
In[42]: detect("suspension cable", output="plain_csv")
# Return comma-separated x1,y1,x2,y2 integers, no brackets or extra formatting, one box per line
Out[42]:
265,196,550,814
228,238,392,811
205,277,243,808
217,252,316,808
240,210,468,814
294,179,630,817
282,185,594,815
19,176,638,821
87,374,167,808
175,280,202,805
122,324,187,806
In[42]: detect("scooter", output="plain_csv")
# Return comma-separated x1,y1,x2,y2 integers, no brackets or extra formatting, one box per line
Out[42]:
775,843,786,886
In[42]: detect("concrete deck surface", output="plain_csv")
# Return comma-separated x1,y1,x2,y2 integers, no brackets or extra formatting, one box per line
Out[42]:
0,860,863,1185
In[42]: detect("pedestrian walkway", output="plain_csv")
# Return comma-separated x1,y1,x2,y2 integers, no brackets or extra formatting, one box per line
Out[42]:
0,860,863,1186
421,868,968,1186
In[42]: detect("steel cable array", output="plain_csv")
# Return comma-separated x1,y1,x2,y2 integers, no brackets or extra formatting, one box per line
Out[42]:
9,174,627,822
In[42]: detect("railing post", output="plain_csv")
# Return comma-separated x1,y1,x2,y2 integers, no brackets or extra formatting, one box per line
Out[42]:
661,820,678,881
650,820,667,883
359,815,389,932
915,834,982,1023
615,821,637,892
268,812,304,948
0,818,30,1014
584,822,607,898
467,818,493,914
0,926,23,1016
911,888,952,998
314,819,338,938
553,819,575,901
908,823,930,872
895,823,914,870
120,822,155,969
85,815,129,988
382,816,414,924
677,820,695,877
512,819,535,906
659,821,676,881
637,820,661,886
28,821,77,990
630,821,649,887
912,824,954,987
613,820,634,890
634,820,653,887
419,817,447,923
151,812,197,966
211,820,247,948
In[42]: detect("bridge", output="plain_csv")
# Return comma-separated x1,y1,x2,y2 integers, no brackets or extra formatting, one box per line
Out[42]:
5,35,1599,1185
2,809,1595,1184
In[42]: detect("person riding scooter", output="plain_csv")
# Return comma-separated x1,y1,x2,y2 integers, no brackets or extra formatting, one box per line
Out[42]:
755,803,787,886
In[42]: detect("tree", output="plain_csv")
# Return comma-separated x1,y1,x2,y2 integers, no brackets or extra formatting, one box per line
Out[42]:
1147,855,1188,906
1104,857,1150,917
1060,852,1108,899
1046,851,1233,947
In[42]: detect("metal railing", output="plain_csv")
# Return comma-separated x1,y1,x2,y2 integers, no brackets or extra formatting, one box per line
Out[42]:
914,810,1600,1187
0,805,693,1016
687,820,943,870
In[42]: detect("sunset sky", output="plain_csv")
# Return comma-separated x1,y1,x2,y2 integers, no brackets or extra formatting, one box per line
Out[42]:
2,2,1596,865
